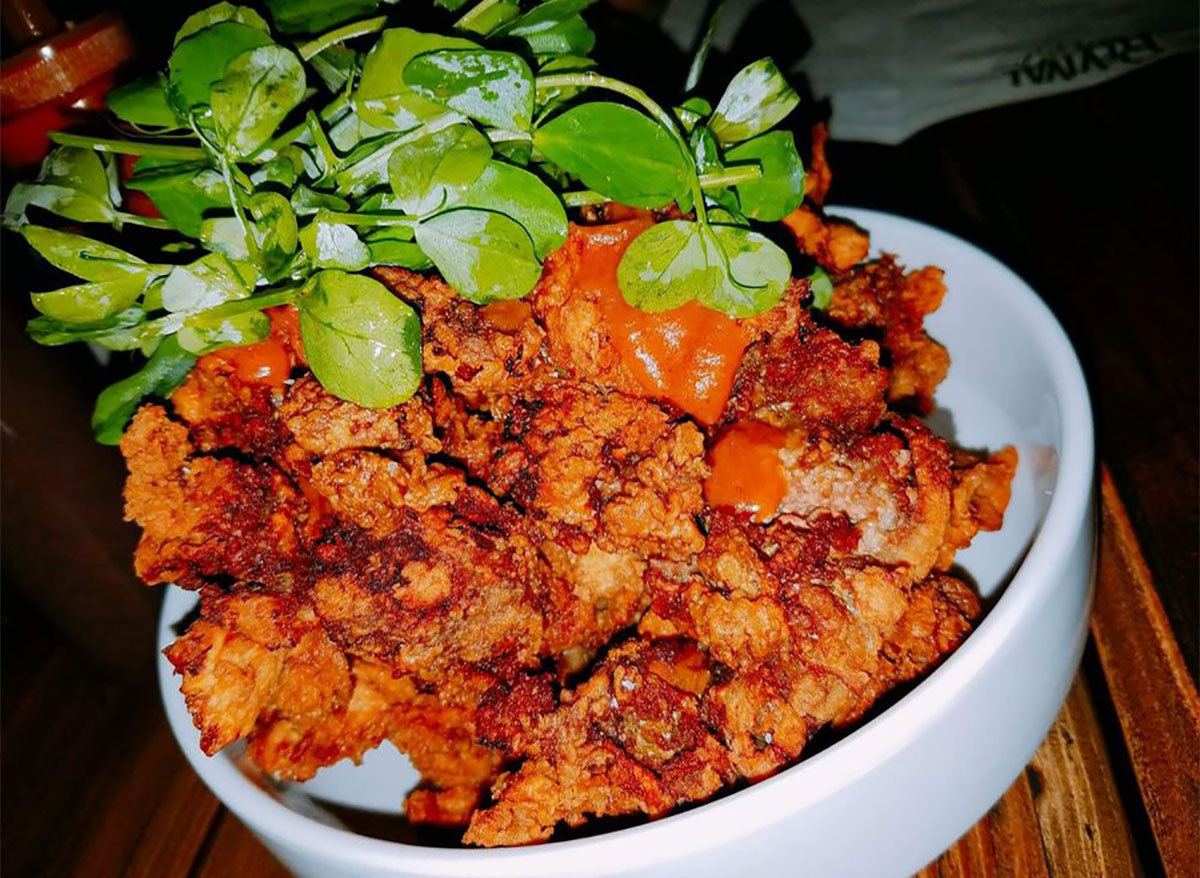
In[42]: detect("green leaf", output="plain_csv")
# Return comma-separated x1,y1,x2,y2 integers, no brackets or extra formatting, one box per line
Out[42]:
299,211,370,270
310,45,359,93
126,159,228,238
166,21,274,115
266,0,380,34
616,220,719,312
175,3,269,44
162,253,252,313
455,0,519,35
27,308,148,349
494,0,599,55
334,132,405,196
699,224,790,317
535,54,595,107
2,183,117,229
725,130,804,222
708,58,799,146
291,185,350,216
246,191,300,277
364,228,433,268
355,28,478,131
22,226,168,282
404,49,534,132
3,147,119,229
674,96,712,134
533,103,690,208
443,160,566,259
211,46,307,158
415,208,541,303
107,75,179,127
808,266,833,310
299,270,422,407
31,275,149,324
387,123,491,214
92,336,197,445
177,308,271,354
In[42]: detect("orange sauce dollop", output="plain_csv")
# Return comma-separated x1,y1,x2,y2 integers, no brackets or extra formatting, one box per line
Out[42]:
574,220,751,425
704,421,787,522
201,305,303,389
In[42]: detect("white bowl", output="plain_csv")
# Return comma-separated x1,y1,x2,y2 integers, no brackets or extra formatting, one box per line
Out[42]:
158,207,1096,878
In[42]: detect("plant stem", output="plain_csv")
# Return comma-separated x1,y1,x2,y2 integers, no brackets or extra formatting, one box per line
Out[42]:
535,72,707,223
455,0,504,31
485,129,532,144
700,165,762,188
298,15,387,61
319,211,419,228
255,93,350,161
48,132,207,161
560,167,762,210
199,287,302,320
118,212,175,231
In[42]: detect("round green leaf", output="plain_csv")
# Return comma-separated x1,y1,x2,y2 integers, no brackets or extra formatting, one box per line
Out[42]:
617,220,720,312
444,160,566,258
699,224,791,317
106,76,179,127
211,46,307,158
174,3,269,44
534,103,690,208
299,270,422,408
708,58,800,146
403,49,535,132
725,130,805,222
415,208,542,303
31,275,148,324
387,123,491,215
355,28,479,131
166,22,274,115
22,226,166,282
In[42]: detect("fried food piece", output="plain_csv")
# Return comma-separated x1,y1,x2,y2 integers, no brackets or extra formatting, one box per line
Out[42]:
278,374,439,459
311,486,548,679
828,257,951,411
783,205,871,272
463,639,736,847
170,306,304,456
441,379,708,560
121,406,307,588
803,123,833,205
724,296,890,435
374,266,546,410
936,445,1019,570
164,591,351,756
777,417,952,576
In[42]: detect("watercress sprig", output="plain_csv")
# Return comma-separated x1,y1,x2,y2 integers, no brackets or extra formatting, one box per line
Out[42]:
7,0,813,445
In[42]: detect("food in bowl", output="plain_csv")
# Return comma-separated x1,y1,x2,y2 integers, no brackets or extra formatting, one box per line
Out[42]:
6,0,1017,847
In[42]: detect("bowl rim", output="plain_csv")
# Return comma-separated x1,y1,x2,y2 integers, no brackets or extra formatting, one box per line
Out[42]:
157,206,1096,876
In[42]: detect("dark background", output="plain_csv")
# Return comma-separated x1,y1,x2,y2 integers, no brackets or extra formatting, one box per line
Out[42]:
1,1,1196,874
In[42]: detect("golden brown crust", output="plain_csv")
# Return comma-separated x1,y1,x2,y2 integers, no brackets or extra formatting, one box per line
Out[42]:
137,134,1016,837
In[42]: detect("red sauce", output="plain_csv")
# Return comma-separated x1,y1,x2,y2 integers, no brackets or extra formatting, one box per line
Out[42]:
574,221,751,424
704,421,787,522
267,305,305,364
208,338,291,389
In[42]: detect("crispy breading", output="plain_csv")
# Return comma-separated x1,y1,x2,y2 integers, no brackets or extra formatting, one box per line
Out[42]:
442,378,708,560
783,205,871,272
463,639,737,847
828,257,951,412
121,406,306,588
164,591,350,756
936,446,1020,570
374,266,546,409
139,157,1016,840
724,293,890,434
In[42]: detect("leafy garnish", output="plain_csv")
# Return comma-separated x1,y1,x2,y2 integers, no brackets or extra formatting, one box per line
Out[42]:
9,0,816,442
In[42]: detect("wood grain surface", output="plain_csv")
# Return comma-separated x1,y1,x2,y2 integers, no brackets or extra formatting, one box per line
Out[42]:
1,18,1196,878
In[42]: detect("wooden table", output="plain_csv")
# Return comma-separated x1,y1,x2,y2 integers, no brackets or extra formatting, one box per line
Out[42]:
2,43,1196,878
